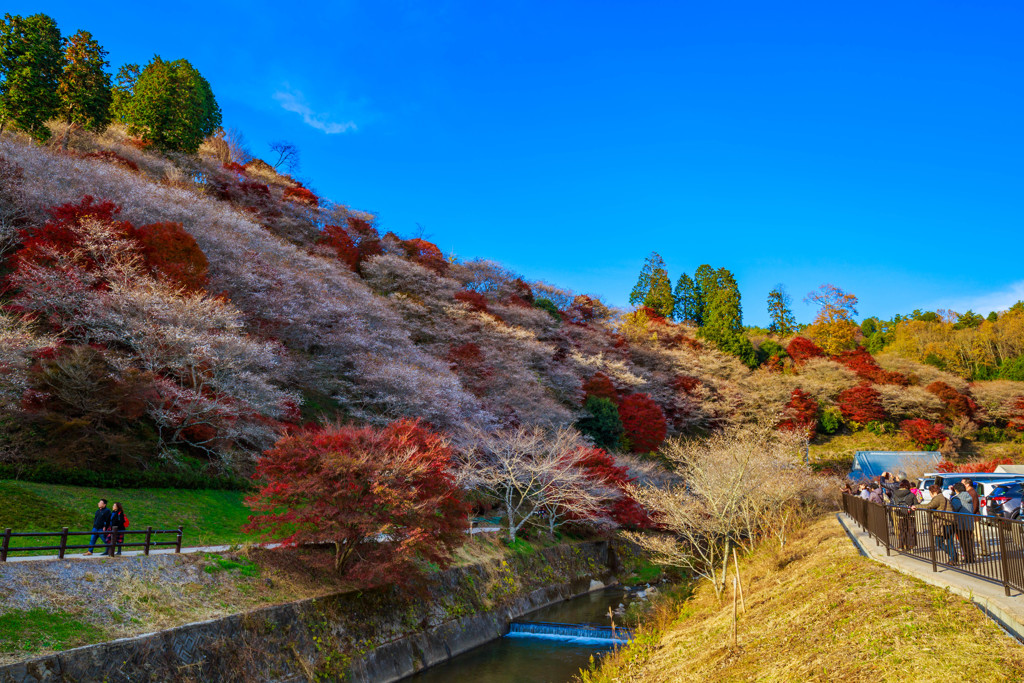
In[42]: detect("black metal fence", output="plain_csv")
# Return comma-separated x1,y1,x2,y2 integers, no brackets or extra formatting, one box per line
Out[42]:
842,493,1024,596
0,526,184,561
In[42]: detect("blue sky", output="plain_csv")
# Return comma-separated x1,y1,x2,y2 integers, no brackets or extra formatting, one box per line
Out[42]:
17,1,1024,326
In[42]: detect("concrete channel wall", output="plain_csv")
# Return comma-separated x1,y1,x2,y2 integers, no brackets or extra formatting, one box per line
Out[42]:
0,541,617,683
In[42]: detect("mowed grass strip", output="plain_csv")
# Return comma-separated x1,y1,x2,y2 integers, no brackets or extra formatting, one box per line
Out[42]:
0,481,252,550
583,514,1024,683
0,609,106,655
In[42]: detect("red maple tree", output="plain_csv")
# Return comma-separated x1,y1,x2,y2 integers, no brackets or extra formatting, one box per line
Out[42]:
618,393,667,453
401,238,448,276
900,419,948,449
574,447,652,529
777,388,818,437
925,381,977,421
582,371,618,404
833,347,909,385
244,420,469,588
786,336,825,365
837,383,887,423
454,289,489,313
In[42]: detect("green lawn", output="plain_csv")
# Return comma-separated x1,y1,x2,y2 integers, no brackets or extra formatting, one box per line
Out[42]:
0,608,106,655
0,480,252,552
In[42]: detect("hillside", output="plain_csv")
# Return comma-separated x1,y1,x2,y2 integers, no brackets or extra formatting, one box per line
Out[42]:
582,515,1024,682
1,125,1023,479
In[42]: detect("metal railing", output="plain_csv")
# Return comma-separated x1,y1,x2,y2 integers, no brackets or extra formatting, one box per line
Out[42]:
842,492,1024,596
0,526,184,561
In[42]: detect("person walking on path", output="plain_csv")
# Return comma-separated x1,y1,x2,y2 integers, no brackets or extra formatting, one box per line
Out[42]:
914,485,957,563
107,502,128,556
85,499,111,556
950,483,977,563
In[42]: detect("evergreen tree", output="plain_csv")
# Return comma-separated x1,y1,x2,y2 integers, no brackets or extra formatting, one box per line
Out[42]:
693,264,716,326
56,30,112,148
577,396,624,451
0,13,63,141
110,63,139,123
672,272,699,324
766,284,797,335
629,252,673,317
701,268,756,366
123,56,221,153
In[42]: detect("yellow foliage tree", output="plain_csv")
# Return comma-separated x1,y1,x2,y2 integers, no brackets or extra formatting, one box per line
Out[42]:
804,284,859,355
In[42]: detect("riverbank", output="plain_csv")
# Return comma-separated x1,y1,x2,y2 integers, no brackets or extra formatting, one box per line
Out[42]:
0,539,626,681
581,515,1024,683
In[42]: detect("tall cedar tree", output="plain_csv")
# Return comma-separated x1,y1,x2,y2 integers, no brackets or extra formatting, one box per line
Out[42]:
766,284,797,336
0,13,63,141
618,393,667,453
244,420,469,589
805,284,859,354
109,62,138,123
692,264,717,326
701,267,756,366
124,57,221,153
672,272,699,324
56,30,112,148
629,252,674,318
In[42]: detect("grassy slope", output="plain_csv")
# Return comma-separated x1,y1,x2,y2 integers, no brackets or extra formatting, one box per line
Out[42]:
583,515,1024,683
0,480,250,549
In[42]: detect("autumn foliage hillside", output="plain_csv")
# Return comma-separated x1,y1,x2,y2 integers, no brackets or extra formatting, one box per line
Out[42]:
1,126,1023,481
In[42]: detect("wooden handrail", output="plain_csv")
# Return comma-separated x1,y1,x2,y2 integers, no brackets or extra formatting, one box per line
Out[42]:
0,526,185,561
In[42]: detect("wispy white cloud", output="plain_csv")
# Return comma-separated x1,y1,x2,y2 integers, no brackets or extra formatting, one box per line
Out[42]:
932,280,1024,315
273,86,357,134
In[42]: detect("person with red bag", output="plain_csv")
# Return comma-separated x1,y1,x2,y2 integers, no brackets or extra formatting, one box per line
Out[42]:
107,502,129,556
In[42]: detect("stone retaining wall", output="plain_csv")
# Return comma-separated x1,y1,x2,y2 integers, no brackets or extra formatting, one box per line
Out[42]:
0,541,615,682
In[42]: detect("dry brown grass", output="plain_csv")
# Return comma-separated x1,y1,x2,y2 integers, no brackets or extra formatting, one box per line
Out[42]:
582,515,1024,683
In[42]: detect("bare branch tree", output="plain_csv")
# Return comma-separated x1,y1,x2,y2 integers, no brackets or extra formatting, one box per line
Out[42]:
455,426,615,542
269,141,300,173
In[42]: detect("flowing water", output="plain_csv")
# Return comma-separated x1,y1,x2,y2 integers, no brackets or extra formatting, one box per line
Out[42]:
406,586,635,683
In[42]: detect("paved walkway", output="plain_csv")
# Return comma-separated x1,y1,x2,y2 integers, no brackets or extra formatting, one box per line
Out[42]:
2,527,502,564
836,512,1024,641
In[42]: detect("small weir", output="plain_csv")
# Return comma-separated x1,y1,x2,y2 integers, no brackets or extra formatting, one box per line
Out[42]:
506,620,633,646
406,585,639,683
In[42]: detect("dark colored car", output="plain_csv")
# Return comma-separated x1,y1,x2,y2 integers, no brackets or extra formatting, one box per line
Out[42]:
984,483,1023,520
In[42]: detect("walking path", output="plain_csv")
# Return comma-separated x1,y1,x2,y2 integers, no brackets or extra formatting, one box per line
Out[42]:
2,527,502,564
836,512,1024,642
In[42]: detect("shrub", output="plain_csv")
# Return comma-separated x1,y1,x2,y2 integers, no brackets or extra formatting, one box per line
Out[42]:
925,380,977,421
534,297,562,322
244,420,469,588
582,371,618,404
756,339,787,366
574,447,652,529
786,336,824,365
618,393,667,454
127,221,209,291
837,383,887,424
900,419,947,449
401,237,448,276
936,457,1014,473
819,405,842,434
82,151,140,172
322,224,359,271
282,186,318,206
577,395,624,451
777,388,817,437
833,347,909,385
454,289,489,313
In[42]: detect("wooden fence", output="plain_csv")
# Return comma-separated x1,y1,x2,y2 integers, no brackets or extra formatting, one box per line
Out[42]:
0,526,184,561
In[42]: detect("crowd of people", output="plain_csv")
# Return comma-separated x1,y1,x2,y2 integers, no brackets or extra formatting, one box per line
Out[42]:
83,498,130,557
842,473,982,566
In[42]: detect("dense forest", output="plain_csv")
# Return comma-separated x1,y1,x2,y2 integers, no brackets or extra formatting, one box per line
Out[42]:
1,11,1023,496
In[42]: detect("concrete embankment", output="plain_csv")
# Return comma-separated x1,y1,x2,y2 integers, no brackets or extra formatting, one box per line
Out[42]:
0,541,618,683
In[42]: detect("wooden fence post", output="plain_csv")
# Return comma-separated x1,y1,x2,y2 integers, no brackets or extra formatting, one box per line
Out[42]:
175,526,183,554
59,527,68,560
1,528,9,562
144,526,153,556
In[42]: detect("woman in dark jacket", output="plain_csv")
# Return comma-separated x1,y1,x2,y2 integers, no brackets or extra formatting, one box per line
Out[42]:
108,502,127,556
893,480,918,550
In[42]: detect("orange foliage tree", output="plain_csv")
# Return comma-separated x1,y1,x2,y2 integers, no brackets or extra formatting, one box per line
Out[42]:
804,284,859,354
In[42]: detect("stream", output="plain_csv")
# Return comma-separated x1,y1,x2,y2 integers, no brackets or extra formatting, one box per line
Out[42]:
405,586,637,683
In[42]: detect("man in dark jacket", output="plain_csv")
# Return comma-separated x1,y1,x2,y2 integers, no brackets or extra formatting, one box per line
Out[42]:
84,499,111,556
